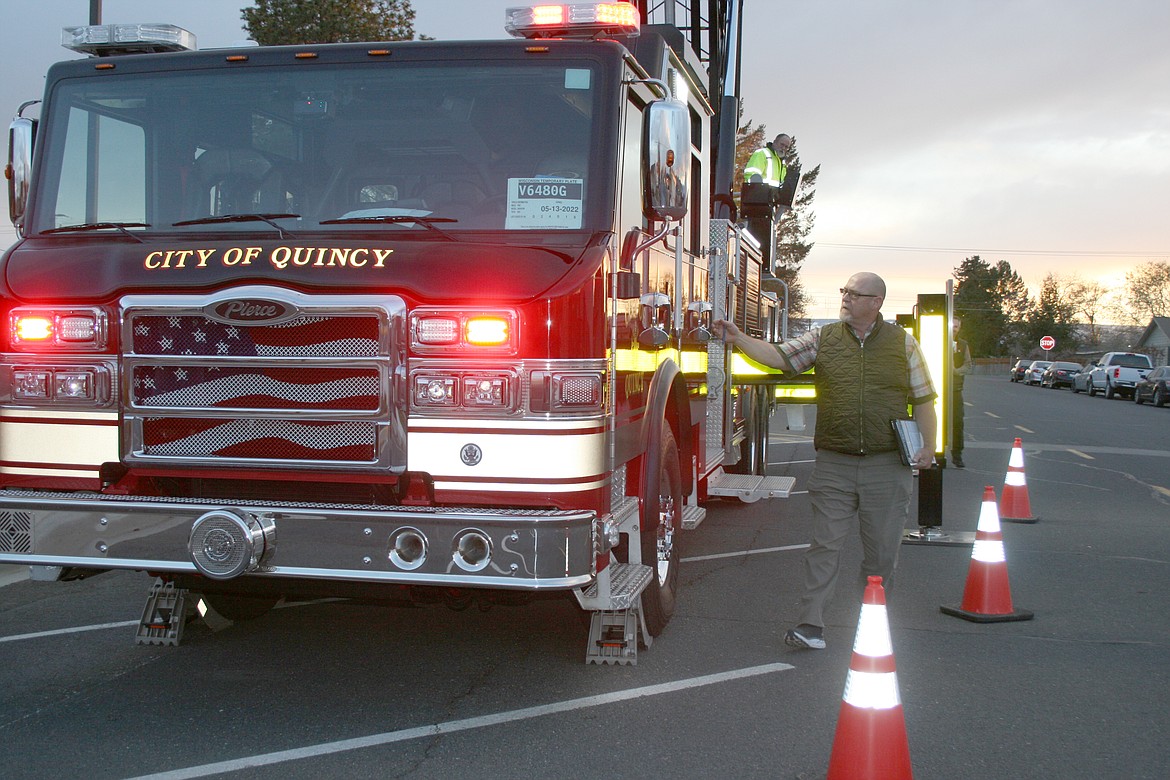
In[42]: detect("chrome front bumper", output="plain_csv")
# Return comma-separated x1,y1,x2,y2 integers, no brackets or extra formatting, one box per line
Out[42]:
0,489,596,590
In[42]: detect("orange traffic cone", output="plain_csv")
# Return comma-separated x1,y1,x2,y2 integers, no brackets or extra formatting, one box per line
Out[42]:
999,437,1038,523
941,486,1033,623
827,576,913,780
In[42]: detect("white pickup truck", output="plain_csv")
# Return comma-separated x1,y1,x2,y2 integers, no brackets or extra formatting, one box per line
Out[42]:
1088,352,1154,399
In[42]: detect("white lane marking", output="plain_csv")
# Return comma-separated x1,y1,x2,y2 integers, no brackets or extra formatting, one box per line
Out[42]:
983,411,1001,418
683,543,809,563
1014,425,1035,434
0,619,137,644
128,663,795,780
0,598,343,644
0,543,806,645
1067,449,1095,460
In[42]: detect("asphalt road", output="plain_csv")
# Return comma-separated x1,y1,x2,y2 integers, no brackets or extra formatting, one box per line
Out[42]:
1,375,1167,779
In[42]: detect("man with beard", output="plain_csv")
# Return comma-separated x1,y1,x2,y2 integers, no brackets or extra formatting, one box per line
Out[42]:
712,272,937,649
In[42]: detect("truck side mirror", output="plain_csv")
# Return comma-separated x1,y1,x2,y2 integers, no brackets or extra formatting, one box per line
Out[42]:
643,99,689,222
7,116,36,233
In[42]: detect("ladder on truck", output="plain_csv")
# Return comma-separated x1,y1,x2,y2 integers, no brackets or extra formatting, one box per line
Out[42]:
686,219,796,532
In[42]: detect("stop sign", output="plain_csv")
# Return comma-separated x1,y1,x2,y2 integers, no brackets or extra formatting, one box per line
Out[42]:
1040,335,1055,351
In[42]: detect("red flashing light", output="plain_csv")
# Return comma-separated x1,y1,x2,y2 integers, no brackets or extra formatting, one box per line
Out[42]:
9,307,108,351
505,2,640,39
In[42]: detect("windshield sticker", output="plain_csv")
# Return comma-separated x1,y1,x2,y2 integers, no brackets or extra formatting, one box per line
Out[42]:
505,178,583,230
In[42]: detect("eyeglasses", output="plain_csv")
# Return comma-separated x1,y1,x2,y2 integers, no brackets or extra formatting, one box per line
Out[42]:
840,288,880,301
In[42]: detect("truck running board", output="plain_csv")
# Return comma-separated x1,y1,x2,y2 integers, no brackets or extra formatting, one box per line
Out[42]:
681,504,706,530
707,471,796,503
579,562,653,665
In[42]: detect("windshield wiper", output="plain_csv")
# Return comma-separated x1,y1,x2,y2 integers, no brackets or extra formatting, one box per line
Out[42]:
43,222,149,242
319,215,458,241
173,213,300,239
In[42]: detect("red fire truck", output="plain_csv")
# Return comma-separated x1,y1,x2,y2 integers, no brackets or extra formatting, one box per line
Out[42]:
1,2,793,663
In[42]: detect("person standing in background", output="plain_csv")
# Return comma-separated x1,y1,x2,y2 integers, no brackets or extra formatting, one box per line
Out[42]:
951,317,972,468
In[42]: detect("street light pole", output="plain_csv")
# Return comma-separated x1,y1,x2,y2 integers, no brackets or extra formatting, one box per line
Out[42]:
90,0,101,25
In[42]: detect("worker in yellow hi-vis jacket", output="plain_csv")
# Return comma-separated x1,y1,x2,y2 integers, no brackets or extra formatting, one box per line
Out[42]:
744,133,792,187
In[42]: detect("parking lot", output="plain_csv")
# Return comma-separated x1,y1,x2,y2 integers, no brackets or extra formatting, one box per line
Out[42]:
2,374,1169,779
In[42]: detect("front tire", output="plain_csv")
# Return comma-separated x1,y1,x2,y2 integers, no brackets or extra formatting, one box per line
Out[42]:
639,426,682,637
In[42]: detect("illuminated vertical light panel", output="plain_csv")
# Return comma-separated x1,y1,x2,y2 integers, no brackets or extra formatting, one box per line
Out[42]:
916,293,948,456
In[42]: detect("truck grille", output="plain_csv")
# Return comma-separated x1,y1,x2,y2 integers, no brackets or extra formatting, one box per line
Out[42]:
121,291,406,473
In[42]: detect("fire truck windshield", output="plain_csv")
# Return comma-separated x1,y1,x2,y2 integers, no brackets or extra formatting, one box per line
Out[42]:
29,60,602,237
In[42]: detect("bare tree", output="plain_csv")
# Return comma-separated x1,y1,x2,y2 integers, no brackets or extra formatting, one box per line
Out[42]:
1060,274,1109,347
1118,260,1170,324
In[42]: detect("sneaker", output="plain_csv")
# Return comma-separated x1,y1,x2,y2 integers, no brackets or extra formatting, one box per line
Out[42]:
784,625,826,650
952,454,965,468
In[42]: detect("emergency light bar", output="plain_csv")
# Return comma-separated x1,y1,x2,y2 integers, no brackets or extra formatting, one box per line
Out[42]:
62,23,196,56
505,3,640,39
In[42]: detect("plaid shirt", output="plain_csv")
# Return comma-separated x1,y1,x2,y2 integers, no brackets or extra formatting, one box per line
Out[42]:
776,322,938,405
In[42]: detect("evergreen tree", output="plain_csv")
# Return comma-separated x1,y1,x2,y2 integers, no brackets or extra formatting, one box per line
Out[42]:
242,0,417,45
993,260,1032,355
731,113,816,319
1026,273,1079,354
953,256,1002,357
953,255,1035,357
773,154,818,319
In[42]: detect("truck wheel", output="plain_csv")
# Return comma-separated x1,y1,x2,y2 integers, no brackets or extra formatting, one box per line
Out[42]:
640,426,682,637
202,593,279,621
1105,382,1115,400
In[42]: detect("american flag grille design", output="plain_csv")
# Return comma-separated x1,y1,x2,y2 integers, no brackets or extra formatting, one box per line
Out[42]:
130,315,380,357
141,418,377,461
126,309,389,466
132,366,379,411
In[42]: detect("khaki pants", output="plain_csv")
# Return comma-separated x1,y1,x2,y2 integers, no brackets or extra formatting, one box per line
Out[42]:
794,449,913,629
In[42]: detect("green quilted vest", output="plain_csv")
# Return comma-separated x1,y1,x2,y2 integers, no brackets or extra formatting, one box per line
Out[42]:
814,319,911,455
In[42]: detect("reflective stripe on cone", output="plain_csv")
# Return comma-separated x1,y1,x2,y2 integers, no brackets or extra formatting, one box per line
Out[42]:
827,576,913,780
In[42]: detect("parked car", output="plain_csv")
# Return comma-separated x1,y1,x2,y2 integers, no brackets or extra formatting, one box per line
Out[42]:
1010,359,1032,382
1071,363,1095,393
1024,360,1052,385
1041,361,1083,389
1133,366,1170,407
1087,352,1154,399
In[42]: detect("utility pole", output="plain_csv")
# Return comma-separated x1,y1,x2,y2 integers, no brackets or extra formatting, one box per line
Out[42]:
90,0,101,25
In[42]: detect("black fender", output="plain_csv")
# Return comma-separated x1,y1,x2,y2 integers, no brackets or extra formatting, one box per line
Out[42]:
641,358,694,498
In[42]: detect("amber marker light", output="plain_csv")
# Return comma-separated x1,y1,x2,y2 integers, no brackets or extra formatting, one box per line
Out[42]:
531,5,566,26
14,315,54,343
597,2,639,25
465,317,509,346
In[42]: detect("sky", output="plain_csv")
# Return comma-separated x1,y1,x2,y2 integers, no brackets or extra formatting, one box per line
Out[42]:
2,0,1168,319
